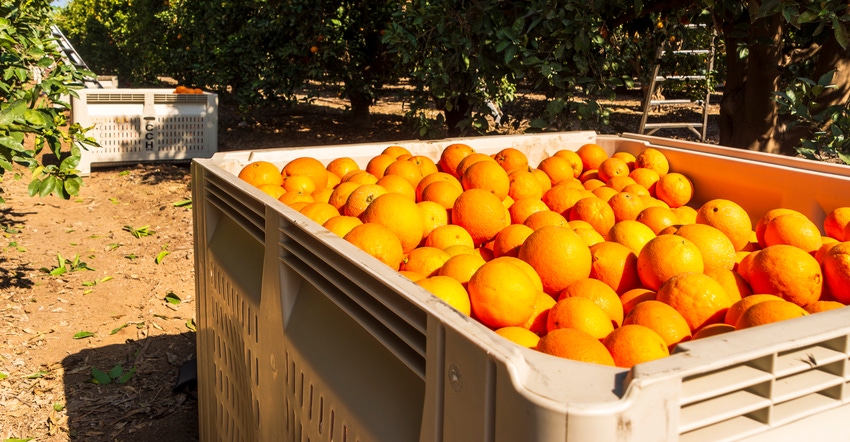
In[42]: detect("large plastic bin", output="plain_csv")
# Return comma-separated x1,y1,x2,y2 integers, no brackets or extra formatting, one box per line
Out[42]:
191,131,850,441
71,88,218,175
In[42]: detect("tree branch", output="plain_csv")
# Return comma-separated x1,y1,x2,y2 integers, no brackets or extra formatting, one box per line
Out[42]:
780,42,822,68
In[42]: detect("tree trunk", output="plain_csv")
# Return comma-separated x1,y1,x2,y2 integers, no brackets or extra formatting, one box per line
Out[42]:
347,86,373,125
442,95,472,138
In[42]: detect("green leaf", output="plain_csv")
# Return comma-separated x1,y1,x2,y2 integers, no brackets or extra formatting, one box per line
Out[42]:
173,199,192,207
116,366,136,384
0,372,7,380
25,370,48,379
107,364,124,379
73,331,94,339
91,367,112,385
185,318,197,332
155,250,170,264
53,402,65,412
110,324,128,335
165,292,181,305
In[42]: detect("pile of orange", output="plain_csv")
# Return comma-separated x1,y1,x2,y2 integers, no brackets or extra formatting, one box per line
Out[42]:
173,85,205,94
237,142,850,369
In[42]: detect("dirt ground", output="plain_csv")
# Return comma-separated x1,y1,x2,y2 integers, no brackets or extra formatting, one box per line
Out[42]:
0,85,719,441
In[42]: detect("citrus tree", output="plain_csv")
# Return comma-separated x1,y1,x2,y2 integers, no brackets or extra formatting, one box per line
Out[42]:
1,0,97,203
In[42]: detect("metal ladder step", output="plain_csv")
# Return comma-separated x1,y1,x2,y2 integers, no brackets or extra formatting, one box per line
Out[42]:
50,25,103,88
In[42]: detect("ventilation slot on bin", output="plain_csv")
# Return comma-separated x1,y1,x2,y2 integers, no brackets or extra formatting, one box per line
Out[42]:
204,174,266,245
679,337,850,441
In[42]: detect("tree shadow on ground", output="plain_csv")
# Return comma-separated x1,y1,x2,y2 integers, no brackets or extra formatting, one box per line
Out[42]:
62,332,198,441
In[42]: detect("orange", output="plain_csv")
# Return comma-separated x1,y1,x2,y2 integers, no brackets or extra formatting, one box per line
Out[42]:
343,183,388,217
655,172,693,208
822,242,850,303
754,208,800,247
612,151,636,169
376,173,416,200
623,300,692,350
494,326,540,348
417,200,449,239
589,241,641,295
640,195,670,209
415,172,462,201
705,268,751,301
362,153,394,178
607,191,646,222
553,149,583,178
256,184,285,199
574,227,606,247
696,199,753,251
439,143,475,178
282,156,329,189
724,294,784,326
535,328,615,366
238,161,283,187
576,143,609,171
360,192,425,253
455,152,496,178
521,291,557,335
691,323,735,340
621,288,657,316
804,300,846,314
583,178,607,191
542,183,590,217
591,185,619,202
656,272,734,331
518,225,592,296
509,197,550,225
762,212,822,254
671,205,698,225
578,169,599,183
637,234,704,291
628,167,660,196
420,180,463,209
606,175,637,192
278,190,314,207
461,159,511,200
438,252,487,287
382,145,412,159
490,255,544,294
492,224,535,258
546,296,614,339
299,201,340,226
568,219,595,230
674,223,737,273
524,210,569,230
537,155,577,186
735,249,758,282
467,257,539,328
327,181,361,210
312,186,334,204
452,189,510,246
815,238,839,264
401,246,451,277
635,206,679,235
606,219,656,255
424,224,475,250
569,196,616,237
342,170,379,185
492,147,529,174
343,222,404,270
326,156,360,180
736,299,808,329
322,215,363,238
416,276,471,315
634,147,669,176
747,244,823,307
407,155,439,178
824,207,850,241
621,183,650,197
283,174,317,194
443,244,477,257
400,270,426,282
596,157,630,183
384,159,424,187
531,168,554,194
603,324,670,368
558,277,624,327
508,169,545,201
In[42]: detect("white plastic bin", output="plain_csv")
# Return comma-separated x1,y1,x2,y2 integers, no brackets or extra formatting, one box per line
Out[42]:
71,88,217,175
191,132,850,441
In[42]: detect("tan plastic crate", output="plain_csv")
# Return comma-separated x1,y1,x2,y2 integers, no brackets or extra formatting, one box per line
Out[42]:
192,132,850,441
71,88,217,175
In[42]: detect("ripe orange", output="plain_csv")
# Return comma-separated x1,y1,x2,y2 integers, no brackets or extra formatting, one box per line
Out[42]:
461,160,511,200
606,175,637,192
492,147,529,174
762,212,822,254
671,205,698,225
407,155,439,178
365,153,397,178
360,192,425,253
656,272,734,331
521,291,556,335
612,151,636,170
623,300,692,350
621,183,650,197
754,208,800,247
635,206,679,235
326,156,360,180
553,149,583,178
238,161,283,187
674,223,737,273
416,276,471,316
696,199,753,251
400,270,426,282
416,172,462,200
419,180,463,209
574,228,605,247
583,178,606,191
607,191,646,222
438,252,487,287
597,157,630,183
542,183,590,217
558,277,624,327
322,215,363,238
747,244,823,307
804,300,846,314
283,174,317,195
724,294,784,326
256,184,285,199
546,296,614,339
312,186,334,204
822,242,850,303
492,224,535,258
342,170,379,185
815,238,839,264
455,152,496,178
518,226,592,296
494,326,540,348
603,324,670,368
705,268,751,301
629,167,660,196
376,173,416,200
691,323,735,340
535,328,615,366
401,246,451,277
589,241,641,295
637,235,704,291
384,159,424,187
439,143,475,178
424,224,475,250
299,201,340,226
655,172,693,208
343,222,404,270
282,156,329,189
634,147,669,176
343,183,388,217
417,200,449,239
606,219,656,255
382,145,412,159
592,185,619,202
467,257,539,328
576,143,609,171
452,189,510,246
735,299,808,329
569,196,616,237
508,197,550,225
537,155,578,186
508,169,545,201
824,207,850,241
621,288,657,316
524,210,569,230
278,190,314,207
